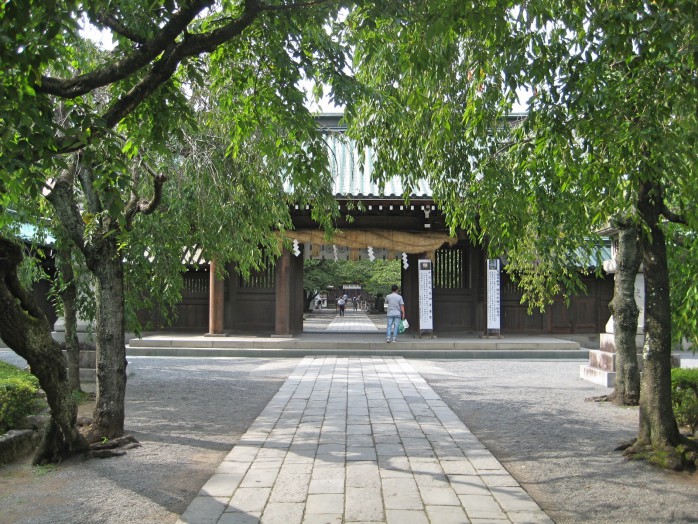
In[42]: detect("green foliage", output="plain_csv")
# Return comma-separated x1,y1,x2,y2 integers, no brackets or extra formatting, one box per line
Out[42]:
671,368,698,434
303,259,400,299
0,362,41,434
667,225,698,349
1,0,363,336
346,0,698,306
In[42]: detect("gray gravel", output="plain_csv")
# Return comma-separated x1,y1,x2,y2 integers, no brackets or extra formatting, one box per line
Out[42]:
0,350,697,524
412,357,698,524
0,353,300,524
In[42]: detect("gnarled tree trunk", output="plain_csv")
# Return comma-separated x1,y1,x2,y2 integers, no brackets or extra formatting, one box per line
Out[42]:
56,242,82,392
87,235,127,440
609,219,642,406
0,237,89,464
626,180,695,469
46,165,128,442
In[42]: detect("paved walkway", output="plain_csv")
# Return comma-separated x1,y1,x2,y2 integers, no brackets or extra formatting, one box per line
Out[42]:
303,310,380,333
325,310,380,333
177,356,552,524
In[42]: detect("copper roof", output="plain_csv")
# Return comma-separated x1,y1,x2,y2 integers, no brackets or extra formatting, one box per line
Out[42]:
324,133,433,200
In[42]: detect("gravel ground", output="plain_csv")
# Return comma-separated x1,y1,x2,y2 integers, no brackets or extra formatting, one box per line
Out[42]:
0,350,696,524
0,353,300,524
411,356,698,524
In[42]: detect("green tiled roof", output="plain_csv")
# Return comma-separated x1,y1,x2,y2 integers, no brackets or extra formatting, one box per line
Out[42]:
324,133,433,199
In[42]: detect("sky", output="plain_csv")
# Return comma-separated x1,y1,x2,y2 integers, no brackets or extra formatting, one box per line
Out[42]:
81,18,528,115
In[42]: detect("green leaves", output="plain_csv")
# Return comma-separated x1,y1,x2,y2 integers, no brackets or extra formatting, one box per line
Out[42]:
345,0,698,311
304,258,400,298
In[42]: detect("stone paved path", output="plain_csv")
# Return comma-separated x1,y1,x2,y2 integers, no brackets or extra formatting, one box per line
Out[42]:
177,356,552,524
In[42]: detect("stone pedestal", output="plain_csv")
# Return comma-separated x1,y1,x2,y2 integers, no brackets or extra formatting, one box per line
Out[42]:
52,317,95,344
581,245,648,386
580,343,681,387
52,317,133,384
580,348,639,388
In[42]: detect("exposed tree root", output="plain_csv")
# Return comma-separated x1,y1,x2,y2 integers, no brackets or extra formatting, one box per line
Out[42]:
585,394,611,403
88,435,141,459
614,440,635,452
75,417,141,458
585,392,639,406
622,436,698,471
32,419,90,466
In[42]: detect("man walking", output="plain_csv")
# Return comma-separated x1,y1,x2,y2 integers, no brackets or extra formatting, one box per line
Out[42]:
385,285,405,343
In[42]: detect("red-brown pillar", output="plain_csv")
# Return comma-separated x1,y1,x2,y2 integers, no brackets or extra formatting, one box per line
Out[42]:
207,259,225,335
275,249,292,335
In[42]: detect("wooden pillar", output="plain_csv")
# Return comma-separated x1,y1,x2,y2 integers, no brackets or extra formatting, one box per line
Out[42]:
275,249,292,335
207,259,225,335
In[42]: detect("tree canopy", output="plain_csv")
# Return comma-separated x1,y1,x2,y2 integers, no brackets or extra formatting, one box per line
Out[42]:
304,258,400,301
0,0,364,457
2,0,697,466
345,0,698,464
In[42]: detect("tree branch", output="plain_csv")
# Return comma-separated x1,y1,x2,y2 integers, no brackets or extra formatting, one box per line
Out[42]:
45,161,87,253
661,204,687,225
49,0,335,152
37,0,214,98
258,0,337,12
77,162,102,215
90,10,149,45
124,161,167,231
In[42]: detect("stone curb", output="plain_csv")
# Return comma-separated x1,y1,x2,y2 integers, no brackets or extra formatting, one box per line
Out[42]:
0,429,41,465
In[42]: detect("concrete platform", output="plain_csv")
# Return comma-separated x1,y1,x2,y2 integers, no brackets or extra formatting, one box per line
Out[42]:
128,310,586,359
126,334,589,358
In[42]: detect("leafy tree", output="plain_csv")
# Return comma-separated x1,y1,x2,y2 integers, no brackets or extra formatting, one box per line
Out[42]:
303,260,336,310
345,1,698,467
302,258,400,310
0,0,356,459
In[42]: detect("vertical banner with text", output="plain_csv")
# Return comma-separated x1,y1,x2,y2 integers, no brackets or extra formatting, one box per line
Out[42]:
418,259,433,331
487,259,501,332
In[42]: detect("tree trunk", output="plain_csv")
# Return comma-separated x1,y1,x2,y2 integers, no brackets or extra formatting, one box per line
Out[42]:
609,219,641,406
56,243,82,392
303,290,315,312
635,180,680,448
88,234,127,441
0,237,89,464
46,166,127,442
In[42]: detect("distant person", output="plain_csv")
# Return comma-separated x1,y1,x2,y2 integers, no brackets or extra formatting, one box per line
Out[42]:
352,296,358,310
385,285,405,343
337,296,346,316
316,298,322,309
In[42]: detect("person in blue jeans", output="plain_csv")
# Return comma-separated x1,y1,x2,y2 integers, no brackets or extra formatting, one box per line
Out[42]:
384,284,405,343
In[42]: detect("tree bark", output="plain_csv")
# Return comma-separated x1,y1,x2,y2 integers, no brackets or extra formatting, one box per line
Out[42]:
88,236,127,440
56,243,82,392
0,237,89,464
46,165,127,442
609,219,642,406
635,180,680,448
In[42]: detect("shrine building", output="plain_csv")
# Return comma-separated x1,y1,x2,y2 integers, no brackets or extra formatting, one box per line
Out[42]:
157,114,613,338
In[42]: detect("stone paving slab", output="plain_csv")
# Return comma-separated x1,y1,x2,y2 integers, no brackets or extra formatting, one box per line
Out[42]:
177,356,553,524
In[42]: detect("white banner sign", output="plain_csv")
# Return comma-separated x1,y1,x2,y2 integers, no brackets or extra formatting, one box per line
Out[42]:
418,259,434,331
487,259,501,331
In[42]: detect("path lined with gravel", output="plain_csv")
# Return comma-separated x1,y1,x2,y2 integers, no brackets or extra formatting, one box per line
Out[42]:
412,358,698,523
0,350,696,523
